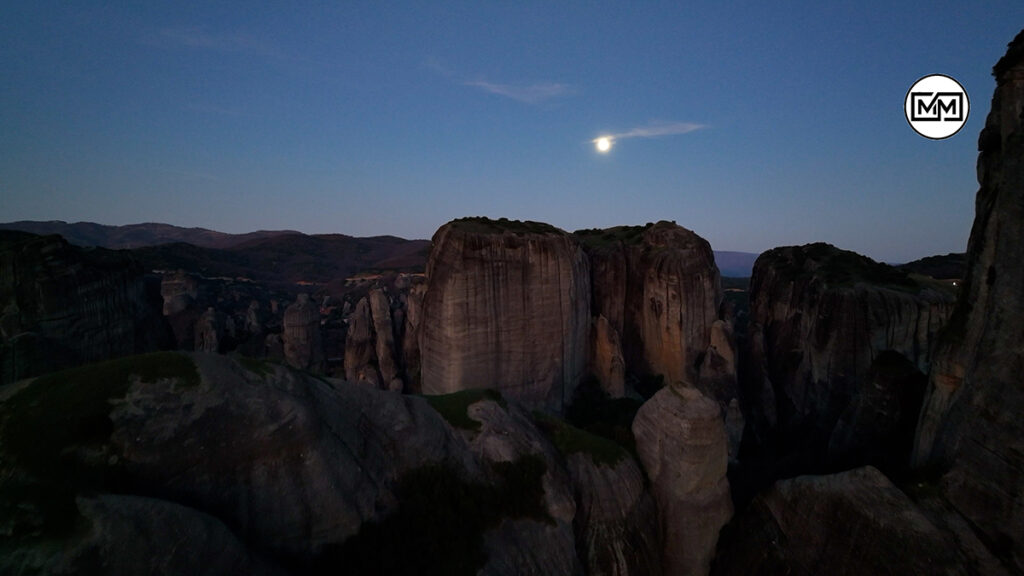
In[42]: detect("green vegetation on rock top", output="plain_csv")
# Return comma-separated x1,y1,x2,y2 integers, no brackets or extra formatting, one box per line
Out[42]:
761,242,922,292
573,223,652,249
533,412,628,467
449,216,563,236
424,388,507,431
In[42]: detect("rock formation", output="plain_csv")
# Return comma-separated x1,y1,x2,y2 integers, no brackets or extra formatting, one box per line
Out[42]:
0,231,168,384
746,243,954,470
194,307,223,353
589,314,626,398
344,289,403,391
566,450,662,576
912,30,1024,572
344,297,381,387
632,385,732,576
282,293,323,372
577,222,722,392
418,218,590,412
712,467,971,576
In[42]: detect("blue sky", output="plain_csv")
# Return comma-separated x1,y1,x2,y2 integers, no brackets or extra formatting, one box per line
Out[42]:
2,3,1022,262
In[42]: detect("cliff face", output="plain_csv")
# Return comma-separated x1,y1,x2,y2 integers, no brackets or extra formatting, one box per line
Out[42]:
0,232,168,384
913,31,1024,571
579,222,722,392
418,219,590,412
747,243,954,469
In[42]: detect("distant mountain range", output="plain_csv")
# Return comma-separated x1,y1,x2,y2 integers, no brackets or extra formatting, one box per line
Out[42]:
0,220,768,279
7,220,961,280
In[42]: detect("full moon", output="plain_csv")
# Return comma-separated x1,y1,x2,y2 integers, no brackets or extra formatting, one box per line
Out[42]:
596,137,612,152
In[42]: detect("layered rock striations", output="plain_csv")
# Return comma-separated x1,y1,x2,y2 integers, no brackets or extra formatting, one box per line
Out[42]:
633,385,732,576
577,222,723,394
746,243,954,469
344,288,404,391
0,231,168,384
912,31,1024,572
418,218,590,412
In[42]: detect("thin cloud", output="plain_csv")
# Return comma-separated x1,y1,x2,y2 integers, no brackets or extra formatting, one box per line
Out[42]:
464,80,573,104
608,122,706,140
424,57,573,105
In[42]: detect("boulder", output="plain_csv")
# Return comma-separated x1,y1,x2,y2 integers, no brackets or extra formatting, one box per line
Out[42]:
633,385,732,576
712,467,969,576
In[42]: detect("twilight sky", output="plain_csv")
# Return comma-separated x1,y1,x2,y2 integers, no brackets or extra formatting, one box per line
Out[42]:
2,3,1023,262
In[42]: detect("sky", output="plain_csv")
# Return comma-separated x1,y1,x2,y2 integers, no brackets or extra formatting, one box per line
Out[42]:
2,3,1023,263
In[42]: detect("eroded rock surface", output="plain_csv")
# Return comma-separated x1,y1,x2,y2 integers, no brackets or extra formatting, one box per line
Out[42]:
746,243,954,469
419,218,590,412
912,30,1024,572
282,293,323,372
633,385,732,576
577,222,722,392
0,231,168,384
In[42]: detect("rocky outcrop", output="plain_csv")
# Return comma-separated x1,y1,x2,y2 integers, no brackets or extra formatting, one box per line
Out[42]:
912,30,1024,572
282,293,323,372
341,288,404,390
712,467,970,576
194,307,223,353
567,451,662,576
419,218,590,412
577,222,722,392
747,243,954,470
633,385,732,576
0,231,168,384
343,297,380,387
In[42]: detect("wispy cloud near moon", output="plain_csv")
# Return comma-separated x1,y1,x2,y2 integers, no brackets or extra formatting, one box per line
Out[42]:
463,80,573,104
591,121,705,150
606,121,706,140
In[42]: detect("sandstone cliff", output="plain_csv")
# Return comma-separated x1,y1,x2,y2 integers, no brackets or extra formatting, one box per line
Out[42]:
418,218,590,412
746,243,954,471
912,30,1024,572
577,222,722,394
0,231,168,384
633,385,732,576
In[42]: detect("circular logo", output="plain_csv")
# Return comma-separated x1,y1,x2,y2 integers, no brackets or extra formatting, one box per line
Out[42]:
905,74,969,140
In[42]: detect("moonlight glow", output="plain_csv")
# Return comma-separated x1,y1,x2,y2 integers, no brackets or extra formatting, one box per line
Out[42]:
595,137,612,152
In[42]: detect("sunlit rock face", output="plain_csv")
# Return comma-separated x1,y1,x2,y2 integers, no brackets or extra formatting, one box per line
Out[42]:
632,385,732,576
418,218,590,412
746,243,954,469
578,222,722,392
0,231,168,384
913,30,1024,572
